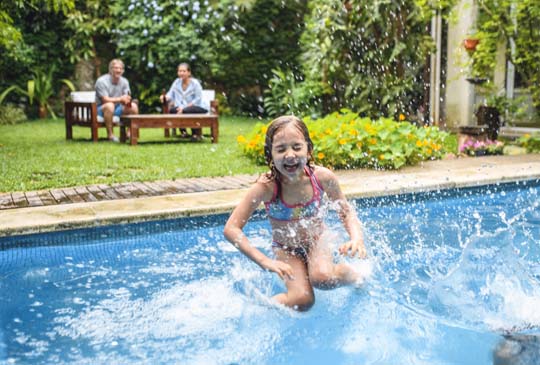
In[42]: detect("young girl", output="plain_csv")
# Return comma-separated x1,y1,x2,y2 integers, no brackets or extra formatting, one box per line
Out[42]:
224,115,367,311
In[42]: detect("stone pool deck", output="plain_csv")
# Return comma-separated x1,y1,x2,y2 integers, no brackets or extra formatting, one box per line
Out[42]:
1,154,540,236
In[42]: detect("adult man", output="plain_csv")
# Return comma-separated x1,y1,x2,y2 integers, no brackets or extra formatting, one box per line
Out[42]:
95,59,138,141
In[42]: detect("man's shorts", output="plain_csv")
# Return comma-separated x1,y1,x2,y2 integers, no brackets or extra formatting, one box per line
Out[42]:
97,103,124,118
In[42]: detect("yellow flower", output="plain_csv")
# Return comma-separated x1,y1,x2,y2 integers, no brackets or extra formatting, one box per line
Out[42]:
350,129,358,136
237,135,246,143
379,154,385,160
338,138,347,145
356,142,363,149
399,114,406,121
370,138,377,145
427,148,433,155
325,128,332,135
317,152,325,159
416,140,423,147
261,126,268,134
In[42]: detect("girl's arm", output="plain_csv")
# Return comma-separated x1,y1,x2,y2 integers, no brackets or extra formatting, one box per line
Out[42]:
317,167,367,258
224,180,294,280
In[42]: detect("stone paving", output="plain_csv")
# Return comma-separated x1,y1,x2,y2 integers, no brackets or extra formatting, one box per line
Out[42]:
2,154,540,236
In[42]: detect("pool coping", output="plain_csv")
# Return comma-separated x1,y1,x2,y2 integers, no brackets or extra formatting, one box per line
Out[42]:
1,154,540,236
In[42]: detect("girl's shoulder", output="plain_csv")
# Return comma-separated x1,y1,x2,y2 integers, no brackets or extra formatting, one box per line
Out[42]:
311,165,337,182
253,172,277,200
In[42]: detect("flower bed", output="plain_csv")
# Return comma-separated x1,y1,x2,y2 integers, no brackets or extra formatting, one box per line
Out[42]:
459,138,504,156
237,110,451,169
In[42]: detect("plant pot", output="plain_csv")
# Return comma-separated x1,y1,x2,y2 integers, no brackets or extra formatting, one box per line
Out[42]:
38,105,48,119
463,38,479,52
475,106,500,140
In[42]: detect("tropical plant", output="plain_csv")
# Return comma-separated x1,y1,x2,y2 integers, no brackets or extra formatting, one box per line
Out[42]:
0,68,74,118
237,110,451,170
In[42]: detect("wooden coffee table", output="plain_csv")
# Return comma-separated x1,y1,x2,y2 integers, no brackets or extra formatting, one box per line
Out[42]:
120,114,219,145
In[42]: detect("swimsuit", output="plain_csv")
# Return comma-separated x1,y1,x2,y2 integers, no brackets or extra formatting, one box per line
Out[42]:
264,166,324,222
265,166,325,260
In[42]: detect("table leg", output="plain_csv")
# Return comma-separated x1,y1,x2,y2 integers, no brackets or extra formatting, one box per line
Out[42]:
130,124,138,145
120,125,127,143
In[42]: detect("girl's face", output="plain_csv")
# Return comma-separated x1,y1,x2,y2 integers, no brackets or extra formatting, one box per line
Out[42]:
177,66,191,80
271,124,309,180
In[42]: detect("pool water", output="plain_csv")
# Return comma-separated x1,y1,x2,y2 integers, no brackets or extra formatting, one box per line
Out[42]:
1,181,540,364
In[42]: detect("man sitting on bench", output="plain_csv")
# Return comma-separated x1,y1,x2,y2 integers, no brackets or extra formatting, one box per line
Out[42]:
160,62,207,141
95,59,139,142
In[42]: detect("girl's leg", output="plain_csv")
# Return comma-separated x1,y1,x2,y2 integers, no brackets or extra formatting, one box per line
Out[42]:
307,239,360,290
272,249,315,311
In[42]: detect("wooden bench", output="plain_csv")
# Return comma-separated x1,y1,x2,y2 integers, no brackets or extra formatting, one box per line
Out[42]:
119,114,219,145
65,91,121,142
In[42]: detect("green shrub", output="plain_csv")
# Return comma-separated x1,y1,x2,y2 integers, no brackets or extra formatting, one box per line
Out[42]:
0,104,27,125
516,134,540,153
237,110,451,169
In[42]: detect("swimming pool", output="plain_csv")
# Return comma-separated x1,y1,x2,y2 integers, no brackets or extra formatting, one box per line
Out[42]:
1,180,540,364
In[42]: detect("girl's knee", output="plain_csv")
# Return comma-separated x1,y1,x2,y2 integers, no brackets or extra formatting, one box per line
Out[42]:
291,292,315,311
309,269,337,289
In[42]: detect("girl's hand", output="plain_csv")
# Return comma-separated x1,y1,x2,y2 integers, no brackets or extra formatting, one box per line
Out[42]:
339,239,367,259
261,258,294,281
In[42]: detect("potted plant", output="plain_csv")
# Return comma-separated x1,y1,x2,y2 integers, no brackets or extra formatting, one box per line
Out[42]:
463,29,480,53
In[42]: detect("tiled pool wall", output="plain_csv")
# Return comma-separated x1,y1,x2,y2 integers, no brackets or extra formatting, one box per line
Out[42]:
1,179,538,251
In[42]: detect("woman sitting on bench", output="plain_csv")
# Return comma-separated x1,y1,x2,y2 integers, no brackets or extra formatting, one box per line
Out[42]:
160,62,207,141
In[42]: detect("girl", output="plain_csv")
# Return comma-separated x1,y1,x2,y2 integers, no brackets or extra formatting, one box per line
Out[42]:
224,115,367,311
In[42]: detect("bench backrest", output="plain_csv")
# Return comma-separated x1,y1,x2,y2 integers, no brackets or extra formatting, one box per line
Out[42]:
71,91,96,103
72,90,215,107
201,90,215,111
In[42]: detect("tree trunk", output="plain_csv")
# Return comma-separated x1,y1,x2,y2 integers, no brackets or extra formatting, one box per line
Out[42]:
74,59,96,91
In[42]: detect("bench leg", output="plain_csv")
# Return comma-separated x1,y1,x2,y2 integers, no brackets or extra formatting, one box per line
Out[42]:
164,128,170,138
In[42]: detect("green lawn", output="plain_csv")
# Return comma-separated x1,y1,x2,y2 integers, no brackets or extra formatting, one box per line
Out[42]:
0,116,267,192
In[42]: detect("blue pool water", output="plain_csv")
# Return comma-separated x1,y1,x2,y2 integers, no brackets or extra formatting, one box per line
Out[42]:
1,181,540,364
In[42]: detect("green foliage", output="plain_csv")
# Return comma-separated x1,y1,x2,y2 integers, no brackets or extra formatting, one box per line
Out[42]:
516,133,540,153
0,104,27,125
63,0,113,64
471,0,540,115
266,0,458,119
111,0,308,115
237,110,451,170
263,69,325,118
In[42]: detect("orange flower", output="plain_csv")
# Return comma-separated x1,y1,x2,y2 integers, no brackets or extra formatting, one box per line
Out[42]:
317,152,325,159
399,114,406,121
338,138,347,145
237,135,246,143
416,140,423,147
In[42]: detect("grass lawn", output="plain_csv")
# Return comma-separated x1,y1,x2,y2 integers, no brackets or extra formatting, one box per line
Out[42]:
0,116,267,192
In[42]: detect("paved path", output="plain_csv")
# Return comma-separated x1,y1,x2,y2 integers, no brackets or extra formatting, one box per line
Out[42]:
0,175,258,210
1,154,540,236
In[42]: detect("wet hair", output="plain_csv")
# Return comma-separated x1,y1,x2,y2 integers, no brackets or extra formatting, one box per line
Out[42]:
177,63,191,72
264,115,314,181
108,59,125,74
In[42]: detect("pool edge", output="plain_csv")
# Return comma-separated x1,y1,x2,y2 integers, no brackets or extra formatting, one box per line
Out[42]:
2,155,540,236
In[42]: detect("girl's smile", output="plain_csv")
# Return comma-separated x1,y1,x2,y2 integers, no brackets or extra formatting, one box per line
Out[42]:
272,125,309,180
